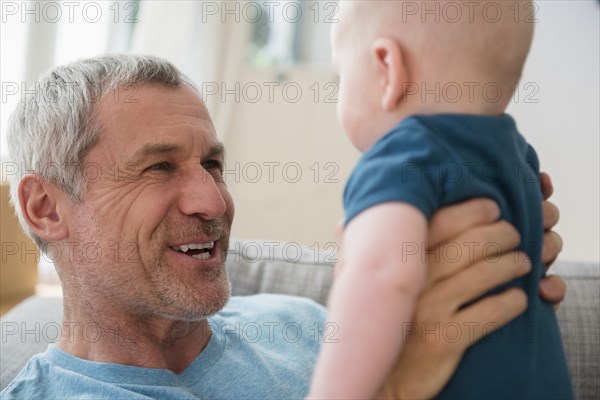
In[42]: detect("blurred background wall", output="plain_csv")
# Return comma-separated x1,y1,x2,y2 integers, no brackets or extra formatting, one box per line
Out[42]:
1,0,598,295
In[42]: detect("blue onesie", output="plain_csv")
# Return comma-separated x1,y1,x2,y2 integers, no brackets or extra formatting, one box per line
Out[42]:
344,114,573,399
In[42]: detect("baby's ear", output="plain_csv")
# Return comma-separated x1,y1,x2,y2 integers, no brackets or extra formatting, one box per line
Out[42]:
371,38,408,111
18,175,70,242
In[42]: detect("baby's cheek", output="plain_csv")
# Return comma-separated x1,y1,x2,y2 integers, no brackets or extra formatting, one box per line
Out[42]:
336,101,346,129
338,107,352,136
337,95,353,131
335,87,363,146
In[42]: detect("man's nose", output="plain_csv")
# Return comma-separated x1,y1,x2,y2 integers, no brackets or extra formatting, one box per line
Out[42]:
178,167,227,220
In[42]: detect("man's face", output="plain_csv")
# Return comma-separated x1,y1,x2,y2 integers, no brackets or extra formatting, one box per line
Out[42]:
67,83,234,321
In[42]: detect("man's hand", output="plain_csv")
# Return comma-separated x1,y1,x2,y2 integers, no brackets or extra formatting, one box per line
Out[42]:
539,172,566,307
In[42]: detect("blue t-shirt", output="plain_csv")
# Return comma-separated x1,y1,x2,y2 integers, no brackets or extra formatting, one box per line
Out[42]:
344,114,573,399
0,294,327,400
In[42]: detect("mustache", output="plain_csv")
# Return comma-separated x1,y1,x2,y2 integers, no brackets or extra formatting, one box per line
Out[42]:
166,216,228,242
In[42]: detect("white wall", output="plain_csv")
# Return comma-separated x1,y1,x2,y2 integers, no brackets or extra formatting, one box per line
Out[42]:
507,1,599,262
225,1,599,262
224,67,358,248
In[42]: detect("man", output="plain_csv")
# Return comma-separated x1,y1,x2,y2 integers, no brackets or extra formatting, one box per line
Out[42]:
1,55,565,399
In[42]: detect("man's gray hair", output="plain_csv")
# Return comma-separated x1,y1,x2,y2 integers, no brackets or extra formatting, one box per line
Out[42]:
7,54,197,250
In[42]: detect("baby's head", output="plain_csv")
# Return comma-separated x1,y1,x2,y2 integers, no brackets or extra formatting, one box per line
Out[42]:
331,0,534,151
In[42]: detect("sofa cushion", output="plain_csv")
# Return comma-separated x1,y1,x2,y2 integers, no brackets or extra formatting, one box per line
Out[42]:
226,238,334,304
551,262,600,399
0,296,63,390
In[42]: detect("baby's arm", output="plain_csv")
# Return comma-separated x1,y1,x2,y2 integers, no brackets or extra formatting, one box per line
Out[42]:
307,202,428,399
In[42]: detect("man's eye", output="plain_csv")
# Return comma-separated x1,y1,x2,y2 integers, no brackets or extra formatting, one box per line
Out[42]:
144,162,173,172
202,160,223,172
202,160,224,182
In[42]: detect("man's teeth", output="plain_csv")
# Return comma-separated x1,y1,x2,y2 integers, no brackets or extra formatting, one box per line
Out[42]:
191,252,210,260
170,242,214,255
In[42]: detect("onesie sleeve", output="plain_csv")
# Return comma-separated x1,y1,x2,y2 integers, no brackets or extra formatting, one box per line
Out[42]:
343,119,447,225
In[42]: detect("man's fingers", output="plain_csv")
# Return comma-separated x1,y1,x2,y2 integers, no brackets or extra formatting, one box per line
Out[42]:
539,275,567,308
424,251,531,312
542,200,560,230
427,221,521,287
454,288,528,345
539,172,561,267
540,172,553,200
428,199,500,248
542,231,563,266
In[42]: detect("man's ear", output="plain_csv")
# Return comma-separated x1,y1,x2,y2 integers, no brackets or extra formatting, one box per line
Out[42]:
372,37,408,111
18,175,69,241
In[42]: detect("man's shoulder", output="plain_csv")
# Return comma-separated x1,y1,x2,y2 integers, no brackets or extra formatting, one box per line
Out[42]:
0,352,53,399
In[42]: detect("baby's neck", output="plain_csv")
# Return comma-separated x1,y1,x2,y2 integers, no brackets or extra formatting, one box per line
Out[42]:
398,77,514,118
403,95,508,118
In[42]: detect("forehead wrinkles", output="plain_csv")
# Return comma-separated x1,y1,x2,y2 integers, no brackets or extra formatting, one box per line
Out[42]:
95,82,208,119
94,86,216,147
107,98,207,124
145,97,207,117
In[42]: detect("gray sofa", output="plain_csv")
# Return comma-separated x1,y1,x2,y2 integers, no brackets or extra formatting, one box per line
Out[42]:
1,238,598,398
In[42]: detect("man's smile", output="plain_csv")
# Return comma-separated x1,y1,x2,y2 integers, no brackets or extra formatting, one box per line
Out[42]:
169,241,215,260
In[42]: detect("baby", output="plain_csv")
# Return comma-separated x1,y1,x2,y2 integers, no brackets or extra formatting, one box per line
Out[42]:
308,1,573,399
